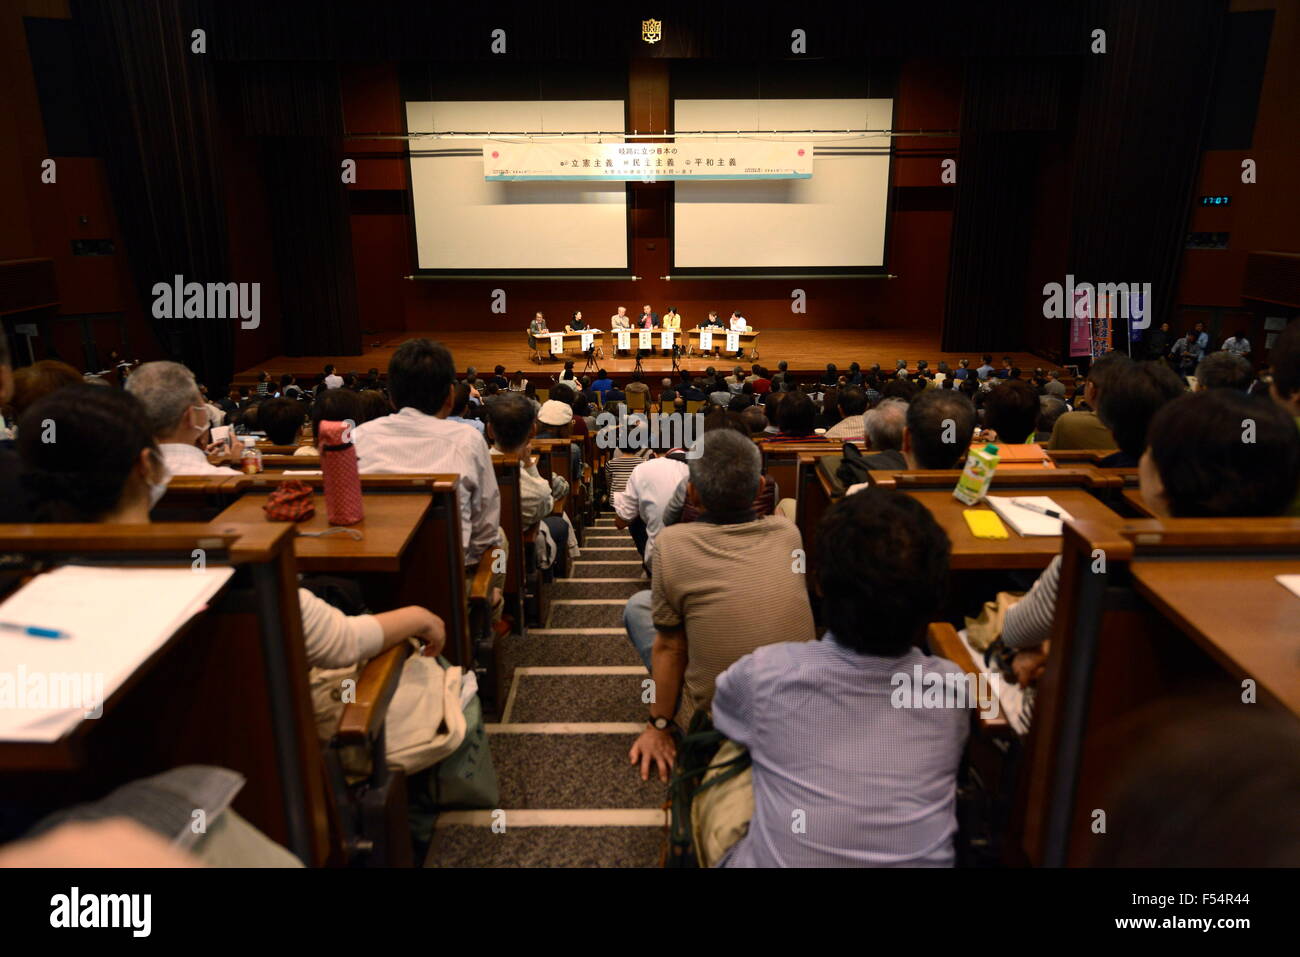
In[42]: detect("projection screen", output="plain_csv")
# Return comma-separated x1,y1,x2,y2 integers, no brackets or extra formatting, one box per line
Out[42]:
405,100,629,272
672,98,893,271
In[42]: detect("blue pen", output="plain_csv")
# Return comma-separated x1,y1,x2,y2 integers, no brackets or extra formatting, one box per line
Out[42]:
0,622,70,640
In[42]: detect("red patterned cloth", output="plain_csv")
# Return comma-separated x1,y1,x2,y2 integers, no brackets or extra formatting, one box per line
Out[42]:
319,420,364,526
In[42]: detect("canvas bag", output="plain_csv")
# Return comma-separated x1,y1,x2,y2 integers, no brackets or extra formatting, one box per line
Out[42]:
690,739,754,868
384,650,468,775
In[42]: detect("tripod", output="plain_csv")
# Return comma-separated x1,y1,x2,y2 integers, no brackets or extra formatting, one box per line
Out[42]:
632,348,644,375
582,346,598,373
670,344,682,373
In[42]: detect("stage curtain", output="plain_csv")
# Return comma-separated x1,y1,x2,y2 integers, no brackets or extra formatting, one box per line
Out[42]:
235,61,361,357
942,57,1064,354
1064,0,1226,336
74,0,234,389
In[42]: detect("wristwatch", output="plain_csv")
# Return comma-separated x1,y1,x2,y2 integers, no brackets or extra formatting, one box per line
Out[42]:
649,716,672,732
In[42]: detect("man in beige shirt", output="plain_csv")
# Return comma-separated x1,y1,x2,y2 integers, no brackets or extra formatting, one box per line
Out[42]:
625,427,815,782
824,385,869,442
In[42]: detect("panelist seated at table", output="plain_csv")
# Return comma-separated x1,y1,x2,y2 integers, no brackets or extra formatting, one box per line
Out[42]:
661,307,682,332
565,311,590,333
530,312,549,336
986,390,1300,700
729,311,750,332
14,384,450,735
699,310,724,329
610,306,631,331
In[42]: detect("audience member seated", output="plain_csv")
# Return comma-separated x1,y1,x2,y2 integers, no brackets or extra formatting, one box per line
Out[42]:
486,393,576,571
294,388,364,455
612,443,690,569
847,391,977,492
446,383,485,435
257,397,307,446
998,389,1300,687
350,339,501,568
1094,360,1184,468
17,385,448,733
758,392,824,444
624,429,816,781
127,360,240,476
1194,351,1253,393
859,397,909,467
1045,352,1128,450
982,378,1041,445
8,359,82,427
711,488,969,866
1035,396,1068,443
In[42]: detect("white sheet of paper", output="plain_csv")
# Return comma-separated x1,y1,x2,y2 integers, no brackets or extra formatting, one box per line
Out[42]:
0,565,235,742
1277,575,1300,600
699,330,713,351
984,496,1075,537
726,331,740,352
617,330,630,350
639,329,652,349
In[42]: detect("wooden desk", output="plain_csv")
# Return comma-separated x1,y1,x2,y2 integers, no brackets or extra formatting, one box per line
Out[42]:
213,490,430,574
1130,558,1300,718
208,476,473,666
1121,488,1156,517
530,329,607,360
0,523,332,865
686,328,759,359
608,329,682,355
902,489,1124,570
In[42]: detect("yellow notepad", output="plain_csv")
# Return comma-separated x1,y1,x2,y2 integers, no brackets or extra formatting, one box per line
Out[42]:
964,509,1009,540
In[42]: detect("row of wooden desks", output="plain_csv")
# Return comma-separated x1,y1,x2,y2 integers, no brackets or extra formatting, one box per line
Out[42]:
789,449,1300,866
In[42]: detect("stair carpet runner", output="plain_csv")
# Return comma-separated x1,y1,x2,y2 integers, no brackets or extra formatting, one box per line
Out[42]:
427,516,666,867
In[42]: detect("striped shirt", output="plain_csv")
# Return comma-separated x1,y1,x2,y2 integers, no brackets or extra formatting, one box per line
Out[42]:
605,451,650,496
713,637,969,867
1001,554,1060,650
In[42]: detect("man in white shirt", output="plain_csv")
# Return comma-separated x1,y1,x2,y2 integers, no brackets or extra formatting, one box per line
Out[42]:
610,306,632,356
613,452,689,571
126,361,240,476
728,311,748,332
350,339,501,567
322,364,343,390
1222,333,1251,359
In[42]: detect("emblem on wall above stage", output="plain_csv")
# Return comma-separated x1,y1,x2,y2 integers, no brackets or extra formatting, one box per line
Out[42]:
642,19,661,44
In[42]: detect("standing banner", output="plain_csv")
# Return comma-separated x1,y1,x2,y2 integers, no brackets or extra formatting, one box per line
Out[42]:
638,329,652,350
580,331,594,352
660,330,674,351
699,330,713,352
616,330,630,351
549,333,564,354
726,331,740,353
484,141,814,182
1069,291,1092,358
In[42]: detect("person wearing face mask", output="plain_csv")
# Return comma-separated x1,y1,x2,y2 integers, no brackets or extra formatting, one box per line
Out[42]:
17,383,447,711
125,360,240,475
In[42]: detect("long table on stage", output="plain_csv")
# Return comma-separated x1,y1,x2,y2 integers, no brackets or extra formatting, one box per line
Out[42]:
530,329,607,361
686,328,760,360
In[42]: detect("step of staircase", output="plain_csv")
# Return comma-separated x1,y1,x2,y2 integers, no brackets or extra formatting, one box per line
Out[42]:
503,668,649,724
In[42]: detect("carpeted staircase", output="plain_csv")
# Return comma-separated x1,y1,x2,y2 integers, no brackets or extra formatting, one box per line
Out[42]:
427,515,666,866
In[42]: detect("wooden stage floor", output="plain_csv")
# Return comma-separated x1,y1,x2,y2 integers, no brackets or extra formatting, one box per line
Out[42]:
235,329,1051,385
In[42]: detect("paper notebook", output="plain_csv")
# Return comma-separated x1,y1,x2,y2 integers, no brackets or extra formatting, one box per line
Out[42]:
0,565,235,742
984,496,1074,537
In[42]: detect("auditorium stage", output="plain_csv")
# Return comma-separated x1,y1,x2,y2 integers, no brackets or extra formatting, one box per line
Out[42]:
233,329,1053,387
